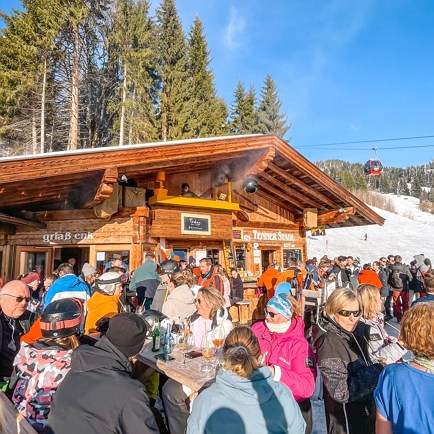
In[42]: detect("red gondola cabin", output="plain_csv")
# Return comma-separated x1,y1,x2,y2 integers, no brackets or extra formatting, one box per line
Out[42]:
364,159,383,176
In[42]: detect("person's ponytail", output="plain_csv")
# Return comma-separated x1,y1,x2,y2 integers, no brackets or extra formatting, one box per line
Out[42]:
222,326,261,378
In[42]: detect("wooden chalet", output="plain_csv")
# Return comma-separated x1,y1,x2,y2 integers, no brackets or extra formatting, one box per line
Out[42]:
0,134,384,282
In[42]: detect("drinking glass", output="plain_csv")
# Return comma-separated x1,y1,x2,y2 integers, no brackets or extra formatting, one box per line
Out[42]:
200,334,216,376
177,322,192,369
212,326,225,354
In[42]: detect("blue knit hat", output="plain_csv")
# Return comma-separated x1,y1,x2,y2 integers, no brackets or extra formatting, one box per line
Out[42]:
274,282,292,296
267,294,293,319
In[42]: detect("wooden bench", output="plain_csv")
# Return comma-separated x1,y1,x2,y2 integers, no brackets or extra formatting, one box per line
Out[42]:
0,391,38,434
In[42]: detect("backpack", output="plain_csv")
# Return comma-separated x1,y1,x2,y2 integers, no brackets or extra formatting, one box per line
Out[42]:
389,269,403,290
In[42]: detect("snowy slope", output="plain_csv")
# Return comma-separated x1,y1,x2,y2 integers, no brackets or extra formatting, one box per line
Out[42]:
306,194,434,265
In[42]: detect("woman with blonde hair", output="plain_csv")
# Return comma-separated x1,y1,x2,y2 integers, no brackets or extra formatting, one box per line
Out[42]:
375,302,434,434
162,286,233,434
312,288,383,434
356,284,406,365
161,270,196,324
187,326,306,434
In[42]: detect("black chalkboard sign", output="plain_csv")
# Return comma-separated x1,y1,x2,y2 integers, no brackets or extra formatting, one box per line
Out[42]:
181,214,211,235
282,249,302,268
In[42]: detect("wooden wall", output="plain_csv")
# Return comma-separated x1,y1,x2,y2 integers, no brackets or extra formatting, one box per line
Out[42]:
150,207,233,240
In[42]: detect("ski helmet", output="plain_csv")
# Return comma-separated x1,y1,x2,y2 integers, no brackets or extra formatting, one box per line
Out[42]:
159,259,180,276
40,298,83,338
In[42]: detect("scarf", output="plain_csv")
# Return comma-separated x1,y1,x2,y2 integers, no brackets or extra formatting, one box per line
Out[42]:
413,355,434,373
265,319,291,334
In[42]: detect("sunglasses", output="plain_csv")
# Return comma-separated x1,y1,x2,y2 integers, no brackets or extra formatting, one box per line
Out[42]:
337,309,362,318
195,298,203,305
2,294,31,303
264,308,278,318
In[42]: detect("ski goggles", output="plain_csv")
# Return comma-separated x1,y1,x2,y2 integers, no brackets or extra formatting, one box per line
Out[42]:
337,309,362,318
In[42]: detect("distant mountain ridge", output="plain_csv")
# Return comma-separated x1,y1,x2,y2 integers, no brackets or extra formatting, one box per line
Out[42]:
314,159,434,202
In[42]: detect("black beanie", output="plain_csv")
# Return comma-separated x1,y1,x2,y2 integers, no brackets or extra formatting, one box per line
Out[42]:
106,313,147,358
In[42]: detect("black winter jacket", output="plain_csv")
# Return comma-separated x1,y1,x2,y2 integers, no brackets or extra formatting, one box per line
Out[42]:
47,336,158,434
0,310,34,382
312,315,382,434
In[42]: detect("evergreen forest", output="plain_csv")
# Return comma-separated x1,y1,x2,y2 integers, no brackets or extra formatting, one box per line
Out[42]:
0,0,289,156
315,159,434,205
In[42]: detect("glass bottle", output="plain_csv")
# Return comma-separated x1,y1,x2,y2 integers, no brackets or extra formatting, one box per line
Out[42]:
151,319,161,352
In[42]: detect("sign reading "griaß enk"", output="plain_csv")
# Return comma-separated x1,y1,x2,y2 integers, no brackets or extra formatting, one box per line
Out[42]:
42,231,94,243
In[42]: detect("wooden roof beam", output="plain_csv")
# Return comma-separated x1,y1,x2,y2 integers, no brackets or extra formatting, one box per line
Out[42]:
267,162,337,208
255,190,297,219
317,207,355,225
258,171,318,208
80,167,118,209
255,186,300,215
260,183,303,210
234,147,275,181
0,192,69,207
0,212,46,228
0,185,80,201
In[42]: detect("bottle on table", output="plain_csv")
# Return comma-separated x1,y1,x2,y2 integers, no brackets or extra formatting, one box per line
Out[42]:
152,319,161,352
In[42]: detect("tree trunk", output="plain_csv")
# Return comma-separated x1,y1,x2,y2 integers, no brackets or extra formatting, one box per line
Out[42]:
119,63,127,146
161,89,168,142
69,25,80,150
40,57,47,154
32,110,37,154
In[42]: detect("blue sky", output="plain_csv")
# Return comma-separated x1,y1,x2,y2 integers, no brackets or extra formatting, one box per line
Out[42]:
3,0,434,167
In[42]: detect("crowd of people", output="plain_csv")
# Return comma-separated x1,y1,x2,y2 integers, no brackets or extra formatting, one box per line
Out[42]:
0,251,432,434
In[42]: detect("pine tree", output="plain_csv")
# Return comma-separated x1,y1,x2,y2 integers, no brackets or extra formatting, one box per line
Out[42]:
156,0,192,140
0,0,65,153
55,0,112,150
255,74,290,137
412,175,423,198
229,81,255,134
187,16,227,138
109,0,158,145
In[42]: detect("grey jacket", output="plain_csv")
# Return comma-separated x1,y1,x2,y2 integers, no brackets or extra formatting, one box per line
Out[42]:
187,366,306,434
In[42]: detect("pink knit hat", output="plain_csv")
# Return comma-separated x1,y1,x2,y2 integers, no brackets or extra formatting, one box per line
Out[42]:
21,272,40,285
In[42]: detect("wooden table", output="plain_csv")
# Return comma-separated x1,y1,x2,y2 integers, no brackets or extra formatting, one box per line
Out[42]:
137,340,216,393
0,391,37,434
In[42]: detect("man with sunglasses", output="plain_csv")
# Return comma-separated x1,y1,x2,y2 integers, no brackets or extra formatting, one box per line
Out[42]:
0,280,35,389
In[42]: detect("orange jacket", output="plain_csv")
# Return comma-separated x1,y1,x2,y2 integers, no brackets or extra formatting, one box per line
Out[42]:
21,318,42,345
85,292,120,334
275,268,303,289
357,270,382,289
198,268,224,295
257,268,281,299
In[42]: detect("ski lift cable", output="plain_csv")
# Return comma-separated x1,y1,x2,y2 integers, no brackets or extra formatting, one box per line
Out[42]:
297,134,434,148
296,144,434,151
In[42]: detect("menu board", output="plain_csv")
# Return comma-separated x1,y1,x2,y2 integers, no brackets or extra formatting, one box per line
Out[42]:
181,213,211,235
282,249,302,269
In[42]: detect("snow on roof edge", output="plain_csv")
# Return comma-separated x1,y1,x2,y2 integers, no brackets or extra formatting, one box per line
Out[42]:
0,134,266,163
